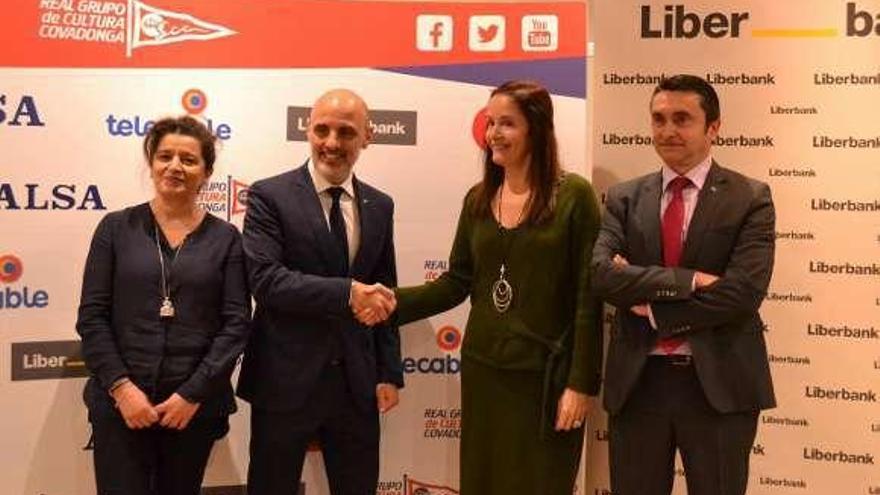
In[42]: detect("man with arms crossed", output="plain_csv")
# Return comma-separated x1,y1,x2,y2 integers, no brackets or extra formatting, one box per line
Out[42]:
593,74,775,495
238,89,402,494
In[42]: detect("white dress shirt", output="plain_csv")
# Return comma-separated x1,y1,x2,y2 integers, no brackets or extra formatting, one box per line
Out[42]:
307,159,360,265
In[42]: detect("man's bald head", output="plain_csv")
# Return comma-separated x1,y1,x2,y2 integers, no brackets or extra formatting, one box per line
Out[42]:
311,89,370,124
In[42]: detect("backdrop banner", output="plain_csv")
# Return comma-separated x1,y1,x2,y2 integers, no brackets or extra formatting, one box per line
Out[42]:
0,1,589,494
588,2,879,494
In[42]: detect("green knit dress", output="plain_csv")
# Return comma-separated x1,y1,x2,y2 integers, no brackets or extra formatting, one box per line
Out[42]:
396,172,603,495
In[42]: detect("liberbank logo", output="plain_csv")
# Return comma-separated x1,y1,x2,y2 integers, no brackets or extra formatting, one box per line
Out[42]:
287,107,418,146
1,254,49,310
805,385,877,403
639,3,880,39
37,0,236,57
106,89,233,139
809,260,880,276
765,290,812,303
803,446,875,465
759,477,807,489
11,340,87,380
807,323,878,340
600,132,773,147
811,198,879,212
403,325,462,375
640,5,749,39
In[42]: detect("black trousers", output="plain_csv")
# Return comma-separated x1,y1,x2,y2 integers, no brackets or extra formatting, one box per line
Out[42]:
609,356,759,495
91,415,227,495
247,363,379,495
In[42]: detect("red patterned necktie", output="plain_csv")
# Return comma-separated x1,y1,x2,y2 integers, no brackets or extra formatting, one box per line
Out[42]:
658,176,691,353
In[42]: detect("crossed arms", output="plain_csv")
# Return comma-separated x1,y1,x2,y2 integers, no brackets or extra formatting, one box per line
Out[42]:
592,179,775,338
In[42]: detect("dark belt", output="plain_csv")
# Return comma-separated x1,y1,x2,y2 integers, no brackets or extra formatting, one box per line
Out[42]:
648,354,693,366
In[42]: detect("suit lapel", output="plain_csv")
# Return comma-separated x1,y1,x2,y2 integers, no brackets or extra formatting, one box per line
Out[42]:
681,162,726,265
351,177,381,279
292,163,339,273
637,172,663,265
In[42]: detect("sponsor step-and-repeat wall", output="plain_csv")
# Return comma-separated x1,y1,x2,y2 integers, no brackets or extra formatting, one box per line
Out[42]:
1,1,590,494
588,2,879,495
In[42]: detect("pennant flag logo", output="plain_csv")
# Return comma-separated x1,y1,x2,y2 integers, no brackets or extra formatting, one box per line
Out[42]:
128,0,236,56
406,477,459,495
231,179,250,217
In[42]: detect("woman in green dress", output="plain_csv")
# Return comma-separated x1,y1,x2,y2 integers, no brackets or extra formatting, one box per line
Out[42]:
393,80,603,494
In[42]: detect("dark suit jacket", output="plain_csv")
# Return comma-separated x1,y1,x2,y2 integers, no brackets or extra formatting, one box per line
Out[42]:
237,163,404,413
592,162,776,415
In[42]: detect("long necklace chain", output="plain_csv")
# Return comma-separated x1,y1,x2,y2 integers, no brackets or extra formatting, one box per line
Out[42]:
155,224,186,319
491,183,527,313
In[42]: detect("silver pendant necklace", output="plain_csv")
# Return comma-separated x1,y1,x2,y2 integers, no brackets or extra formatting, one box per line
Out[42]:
491,183,526,313
154,224,186,319
491,263,513,313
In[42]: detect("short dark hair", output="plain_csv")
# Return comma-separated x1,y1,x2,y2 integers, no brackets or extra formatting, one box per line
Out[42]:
473,80,560,226
652,74,720,126
143,115,217,173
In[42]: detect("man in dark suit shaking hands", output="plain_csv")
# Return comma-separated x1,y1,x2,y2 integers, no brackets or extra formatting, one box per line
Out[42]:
592,75,776,495
238,89,403,494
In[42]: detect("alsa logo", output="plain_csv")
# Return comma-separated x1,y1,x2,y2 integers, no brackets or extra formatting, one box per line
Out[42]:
0,183,106,210
0,94,45,127
640,5,749,39
403,325,462,375
37,1,235,57
0,255,49,310
106,88,232,139
848,3,880,36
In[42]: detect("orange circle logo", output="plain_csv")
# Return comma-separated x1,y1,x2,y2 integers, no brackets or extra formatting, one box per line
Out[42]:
181,89,207,114
0,254,23,283
471,106,489,149
436,325,462,352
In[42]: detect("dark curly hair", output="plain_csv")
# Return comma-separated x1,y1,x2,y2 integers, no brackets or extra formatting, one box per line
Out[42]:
142,115,217,173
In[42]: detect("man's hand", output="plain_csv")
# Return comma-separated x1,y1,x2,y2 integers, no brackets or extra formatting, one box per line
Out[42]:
694,271,720,289
155,393,201,430
112,381,159,429
351,281,396,326
612,254,629,268
555,388,590,431
630,304,650,317
376,383,399,413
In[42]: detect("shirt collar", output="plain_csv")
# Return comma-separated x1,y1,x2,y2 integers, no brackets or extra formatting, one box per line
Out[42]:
662,155,712,192
307,158,355,198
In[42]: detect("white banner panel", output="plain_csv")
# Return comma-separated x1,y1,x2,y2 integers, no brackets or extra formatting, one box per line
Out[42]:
588,2,880,494
1,2,590,493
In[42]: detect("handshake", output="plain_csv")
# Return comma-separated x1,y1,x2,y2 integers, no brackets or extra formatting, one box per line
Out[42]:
350,281,397,326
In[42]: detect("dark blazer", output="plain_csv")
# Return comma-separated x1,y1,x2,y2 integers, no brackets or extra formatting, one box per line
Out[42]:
237,163,404,412
592,162,776,415
77,203,251,419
